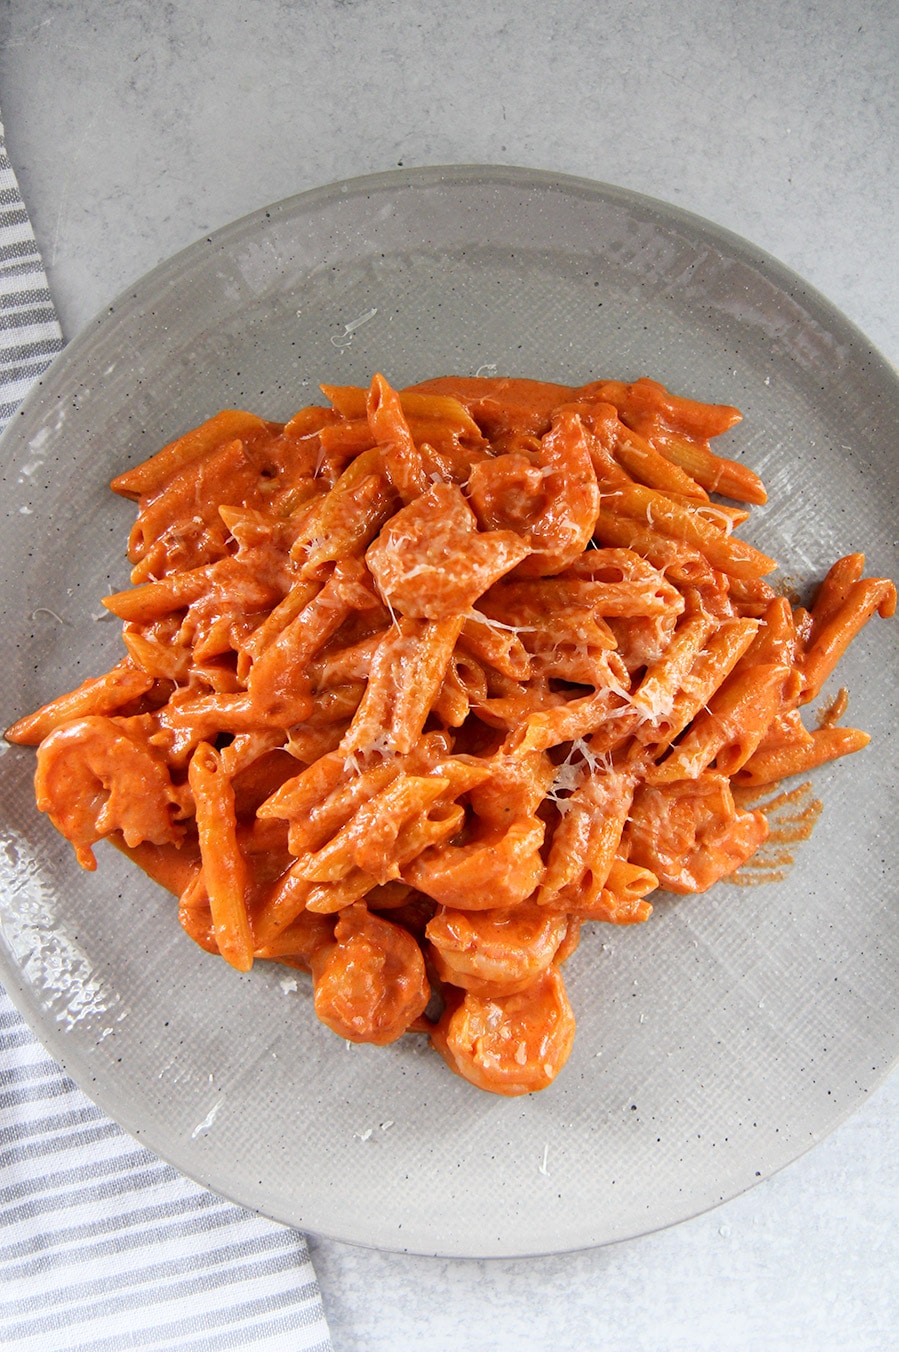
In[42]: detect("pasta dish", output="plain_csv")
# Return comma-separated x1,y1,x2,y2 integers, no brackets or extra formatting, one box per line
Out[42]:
6,374,894,1094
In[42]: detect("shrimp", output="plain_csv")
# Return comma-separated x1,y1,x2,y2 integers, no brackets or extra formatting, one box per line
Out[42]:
467,410,600,576
310,902,429,1045
405,816,545,910
626,773,769,893
426,903,569,997
365,480,528,621
432,965,576,1096
34,716,191,870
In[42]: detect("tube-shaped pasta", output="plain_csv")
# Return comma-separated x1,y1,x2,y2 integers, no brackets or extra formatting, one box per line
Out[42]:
289,447,396,577
366,372,431,503
606,483,777,579
650,598,796,781
800,576,896,702
538,768,636,908
339,615,465,756
110,410,270,500
806,553,866,641
607,422,711,501
637,617,760,757
734,725,872,788
188,742,254,972
6,659,154,746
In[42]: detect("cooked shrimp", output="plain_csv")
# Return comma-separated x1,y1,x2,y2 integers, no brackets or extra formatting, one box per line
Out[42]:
627,773,769,893
405,816,545,910
433,965,575,1095
467,410,600,576
365,480,528,621
426,903,569,997
310,902,429,1044
34,716,191,870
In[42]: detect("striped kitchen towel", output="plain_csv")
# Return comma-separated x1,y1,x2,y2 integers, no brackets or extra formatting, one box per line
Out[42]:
0,126,63,426
0,117,333,1352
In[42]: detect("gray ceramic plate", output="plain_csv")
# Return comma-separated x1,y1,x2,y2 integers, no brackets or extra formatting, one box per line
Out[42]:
1,166,896,1257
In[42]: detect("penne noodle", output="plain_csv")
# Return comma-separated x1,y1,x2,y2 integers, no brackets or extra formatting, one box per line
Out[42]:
632,611,719,723
323,382,483,441
6,658,154,745
590,510,715,590
188,743,254,972
653,432,767,505
240,576,321,661
510,685,630,755
538,769,636,907
806,553,866,641
586,376,742,441
290,775,451,884
339,614,465,756
247,558,368,710
110,409,270,500
289,447,396,576
605,483,777,579
637,616,761,756
650,660,789,782
800,576,896,702
649,598,796,780
366,372,431,502
126,439,256,572
561,856,656,924
733,725,872,788
610,423,710,502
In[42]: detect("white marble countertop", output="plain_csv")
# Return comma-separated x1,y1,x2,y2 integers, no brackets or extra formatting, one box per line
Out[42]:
1,2,896,1348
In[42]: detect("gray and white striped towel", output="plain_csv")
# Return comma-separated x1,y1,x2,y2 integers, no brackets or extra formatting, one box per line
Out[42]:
0,117,333,1352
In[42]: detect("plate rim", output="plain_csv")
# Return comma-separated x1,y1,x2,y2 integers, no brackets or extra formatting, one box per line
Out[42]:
2,163,896,448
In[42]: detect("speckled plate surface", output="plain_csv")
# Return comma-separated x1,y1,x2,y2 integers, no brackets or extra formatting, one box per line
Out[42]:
0,166,896,1257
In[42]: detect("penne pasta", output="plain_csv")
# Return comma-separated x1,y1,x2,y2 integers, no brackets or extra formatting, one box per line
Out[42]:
339,614,465,756
800,576,896,702
5,658,154,746
606,482,777,579
6,371,893,1096
188,743,254,972
110,409,271,500
733,724,872,788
